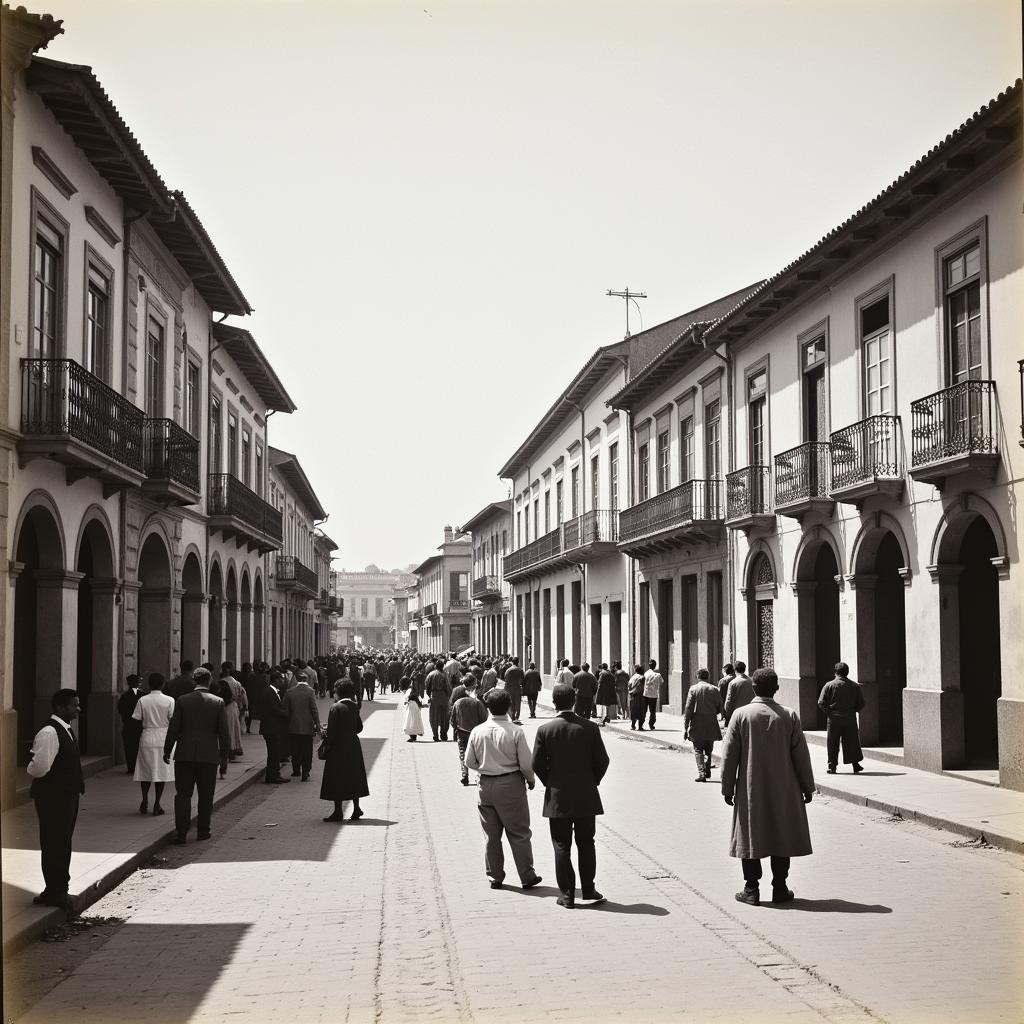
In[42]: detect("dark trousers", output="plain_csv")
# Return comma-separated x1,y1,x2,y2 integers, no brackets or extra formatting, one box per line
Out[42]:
508,692,522,721
363,682,375,701
429,701,449,740
122,721,142,773
629,693,644,727
573,697,593,719
456,729,471,781
174,761,217,839
616,690,629,717
549,815,596,900
644,696,658,727
741,856,790,888
263,734,285,781
526,694,538,717
693,740,713,774
289,734,314,777
33,792,79,895
826,715,863,766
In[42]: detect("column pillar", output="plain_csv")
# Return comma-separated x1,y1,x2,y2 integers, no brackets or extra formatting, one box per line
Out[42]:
33,569,84,731
86,577,121,757
846,573,879,745
139,585,174,680
790,581,820,726
181,592,206,666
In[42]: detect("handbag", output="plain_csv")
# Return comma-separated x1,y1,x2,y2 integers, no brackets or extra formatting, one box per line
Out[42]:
317,738,329,761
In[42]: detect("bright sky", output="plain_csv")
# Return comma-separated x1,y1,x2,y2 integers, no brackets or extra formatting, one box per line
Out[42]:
43,0,1021,570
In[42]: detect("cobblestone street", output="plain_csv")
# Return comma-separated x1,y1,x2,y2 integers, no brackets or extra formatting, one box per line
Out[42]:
7,693,1022,1024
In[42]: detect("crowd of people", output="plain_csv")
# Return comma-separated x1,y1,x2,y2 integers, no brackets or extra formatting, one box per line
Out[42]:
27,642,870,913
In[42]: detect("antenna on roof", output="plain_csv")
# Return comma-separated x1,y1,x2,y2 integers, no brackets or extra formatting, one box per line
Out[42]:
606,287,647,339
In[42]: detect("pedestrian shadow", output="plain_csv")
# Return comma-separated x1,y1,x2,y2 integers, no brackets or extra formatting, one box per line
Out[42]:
348,818,397,827
582,901,669,915
515,884,562,898
764,898,892,913
847,771,905,777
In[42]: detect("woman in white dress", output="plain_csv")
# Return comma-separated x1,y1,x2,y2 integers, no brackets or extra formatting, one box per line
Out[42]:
133,673,176,814
402,677,424,741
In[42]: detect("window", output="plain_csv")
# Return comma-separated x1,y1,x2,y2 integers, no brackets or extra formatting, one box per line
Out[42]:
945,244,982,385
186,361,200,436
544,490,551,533
656,429,670,493
517,510,522,547
375,598,383,618
228,413,238,477
571,465,580,518
556,480,563,525
360,598,368,618
861,298,892,416
705,399,721,478
638,442,650,502
680,415,695,481
32,216,62,359
210,397,222,471
241,428,252,486
534,497,540,538
609,443,619,511
748,370,767,465
502,529,508,555
802,333,828,442
145,316,163,416
255,442,264,493
85,267,108,379
591,454,600,509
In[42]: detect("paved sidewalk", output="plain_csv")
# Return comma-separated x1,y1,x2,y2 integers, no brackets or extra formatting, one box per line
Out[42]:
537,690,1024,854
1,726,266,953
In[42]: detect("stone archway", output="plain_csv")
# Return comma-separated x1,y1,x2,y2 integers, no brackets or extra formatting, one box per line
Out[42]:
12,497,67,764
793,530,842,727
138,532,173,681
225,565,238,667
75,514,117,755
208,561,224,666
181,551,204,667
253,575,265,663
240,570,252,665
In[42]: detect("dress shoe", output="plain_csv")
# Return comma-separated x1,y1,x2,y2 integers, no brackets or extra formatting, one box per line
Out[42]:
853,762,864,774
460,778,469,786
489,880,504,890
301,773,310,781
772,887,795,904
735,886,760,905
323,814,343,822
581,890,605,905
694,775,706,782
197,831,212,841
649,725,656,731
272,777,291,784
637,726,644,731
153,806,165,815
826,766,836,774
556,896,575,909
350,808,364,821
521,874,543,890
704,767,712,780
139,801,148,814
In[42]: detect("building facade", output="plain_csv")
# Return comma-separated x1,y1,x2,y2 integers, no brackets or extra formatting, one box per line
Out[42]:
410,528,472,654
459,501,511,656
313,531,338,656
330,569,402,649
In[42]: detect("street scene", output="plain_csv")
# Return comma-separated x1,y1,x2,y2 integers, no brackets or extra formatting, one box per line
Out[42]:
1,1,1023,1022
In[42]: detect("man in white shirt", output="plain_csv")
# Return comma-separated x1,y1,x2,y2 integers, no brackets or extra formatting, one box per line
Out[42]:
642,659,664,731
465,689,542,891
26,688,84,911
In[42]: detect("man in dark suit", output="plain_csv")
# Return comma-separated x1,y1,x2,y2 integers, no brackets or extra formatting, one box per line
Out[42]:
532,683,610,908
571,662,598,719
26,688,84,912
163,667,230,844
503,656,526,722
522,662,542,719
166,660,195,701
284,669,321,781
117,674,143,773
259,672,291,784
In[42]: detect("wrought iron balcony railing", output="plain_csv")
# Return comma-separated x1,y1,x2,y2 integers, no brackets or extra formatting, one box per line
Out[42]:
563,509,619,550
422,602,438,618
208,473,283,543
21,358,144,471
449,598,470,610
911,380,997,467
619,479,722,544
276,555,318,593
503,526,563,577
144,418,200,493
774,442,832,508
473,574,501,599
830,415,901,491
725,465,772,522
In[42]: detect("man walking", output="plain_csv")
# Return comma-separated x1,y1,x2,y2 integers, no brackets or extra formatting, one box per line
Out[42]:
27,689,84,912
572,662,598,719
721,668,814,905
117,674,143,774
684,668,724,781
818,661,865,775
614,662,629,721
480,659,499,695
259,672,291,784
425,660,452,741
555,659,574,688
532,683,609,908
464,689,542,890
284,668,322,781
504,656,525,722
523,662,542,718
166,659,195,701
718,663,736,708
642,659,663,730
361,659,377,702
724,660,754,726
163,667,231,845
451,679,488,785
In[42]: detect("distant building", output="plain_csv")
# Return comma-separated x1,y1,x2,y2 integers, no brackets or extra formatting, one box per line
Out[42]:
458,501,512,656
331,568,405,649
410,527,473,654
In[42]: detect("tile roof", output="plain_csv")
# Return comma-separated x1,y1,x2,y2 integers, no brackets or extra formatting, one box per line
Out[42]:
458,500,512,535
1,5,63,51
269,446,327,520
213,322,296,414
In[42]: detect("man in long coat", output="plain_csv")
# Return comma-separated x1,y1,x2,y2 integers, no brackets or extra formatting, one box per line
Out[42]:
817,661,865,774
571,663,598,719
720,667,814,906
684,667,723,782
425,661,452,741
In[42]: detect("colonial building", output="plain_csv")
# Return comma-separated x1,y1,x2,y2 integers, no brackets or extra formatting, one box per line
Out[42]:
410,527,472,654
268,447,327,663
612,80,1023,787
313,531,338,655
331,568,402,649
458,500,511,656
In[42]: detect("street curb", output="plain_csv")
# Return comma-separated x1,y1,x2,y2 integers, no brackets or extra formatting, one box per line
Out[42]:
4,762,265,956
535,693,1024,858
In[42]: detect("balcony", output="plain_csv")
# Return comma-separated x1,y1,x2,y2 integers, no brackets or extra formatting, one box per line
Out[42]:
275,555,318,596
448,597,470,612
618,479,724,557
208,473,283,553
774,443,834,520
19,358,146,494
141,418,201,505
725,465,774,533
422,602,438,619
503,526,565,582
473,574,502,601
910,380,999,489
563,509,620,560
829,415,903,506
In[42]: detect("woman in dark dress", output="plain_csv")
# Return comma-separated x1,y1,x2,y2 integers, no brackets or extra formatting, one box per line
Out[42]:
321,680,369,822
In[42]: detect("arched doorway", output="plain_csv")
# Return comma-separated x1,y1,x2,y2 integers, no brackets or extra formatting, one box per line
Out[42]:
746,551,775,671
795,534,841,727
181,552,204,667
76,518,117,754
253,576,265,663
208,562,224,666
240,570,252,665
138,532,172,681
13,501,65,764
958,518,1000,765
225,566,238,666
